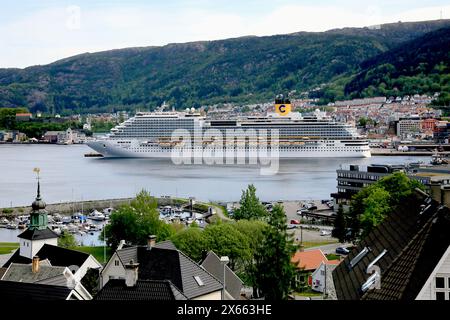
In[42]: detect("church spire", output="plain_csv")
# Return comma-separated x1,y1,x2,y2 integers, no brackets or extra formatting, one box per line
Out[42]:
30,168,47,230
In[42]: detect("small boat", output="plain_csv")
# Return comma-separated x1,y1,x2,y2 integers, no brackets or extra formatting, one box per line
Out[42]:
103,207,114,216
6,223,18,230
61,216,72,224
89,210,106,221
0,218,9,225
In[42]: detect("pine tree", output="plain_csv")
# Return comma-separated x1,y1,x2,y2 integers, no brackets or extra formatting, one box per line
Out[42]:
253,204,297,299
332,203,346,242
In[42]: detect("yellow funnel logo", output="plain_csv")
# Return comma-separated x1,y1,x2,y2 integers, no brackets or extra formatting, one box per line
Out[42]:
275,103,291,116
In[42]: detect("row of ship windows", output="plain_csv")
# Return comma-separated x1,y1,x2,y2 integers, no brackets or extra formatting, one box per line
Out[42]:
125,147,364,151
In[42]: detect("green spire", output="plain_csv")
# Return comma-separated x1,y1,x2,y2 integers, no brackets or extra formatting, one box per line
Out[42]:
29,170,48,230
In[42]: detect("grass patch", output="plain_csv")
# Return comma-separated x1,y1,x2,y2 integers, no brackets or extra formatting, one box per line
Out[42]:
0,242,19,247
294,291,323,297
0,247,18,255
300,240,338,249
73,246,113,263
326,253,340,260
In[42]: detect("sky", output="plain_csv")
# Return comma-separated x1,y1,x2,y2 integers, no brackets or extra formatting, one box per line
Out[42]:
0,0,449,68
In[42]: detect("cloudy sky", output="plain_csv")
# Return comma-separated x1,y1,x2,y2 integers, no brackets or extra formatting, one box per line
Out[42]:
0,0,448,68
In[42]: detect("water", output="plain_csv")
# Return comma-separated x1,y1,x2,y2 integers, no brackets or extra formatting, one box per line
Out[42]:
0,227,105,246
0,144,430,245
0,144,429,208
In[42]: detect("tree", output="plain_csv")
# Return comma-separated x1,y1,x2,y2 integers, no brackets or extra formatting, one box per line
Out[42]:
346,172,425,241
81,268,100,297
332,203,346,242
359,187,391,237
233,184,268,220
252,204,297,299
102,190,175,249
203,221,251,270
171,224,207,262
58,230,77,248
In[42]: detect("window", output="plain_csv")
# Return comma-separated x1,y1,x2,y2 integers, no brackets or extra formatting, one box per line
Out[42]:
436,277,445,289
436,292,446,300
194,276,204,286
114,260,120,266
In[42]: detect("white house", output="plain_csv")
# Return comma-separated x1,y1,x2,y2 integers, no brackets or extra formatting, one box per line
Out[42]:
100,237,223,300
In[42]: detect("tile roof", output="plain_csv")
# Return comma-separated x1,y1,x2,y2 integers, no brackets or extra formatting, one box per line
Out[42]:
3,244,92,269
0,267,7,279
291,249,329,271
332,190,450,300
17,228,58,240
95,279,187,300
363,206,450,300
200,251,243,300
114,244,223,299
0,280,72,300
1,263,67,283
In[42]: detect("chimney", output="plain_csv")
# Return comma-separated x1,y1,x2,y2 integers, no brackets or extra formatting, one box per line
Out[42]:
125,259,139,287
147,235,156,249
32,256,40,273
117,239,126,250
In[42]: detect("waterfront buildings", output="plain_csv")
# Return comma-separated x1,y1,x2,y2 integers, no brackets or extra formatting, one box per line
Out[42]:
331,164,431,207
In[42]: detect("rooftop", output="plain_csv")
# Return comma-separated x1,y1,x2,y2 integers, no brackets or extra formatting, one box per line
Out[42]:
112,241,223,299
291,249,337,271
332,190,450,300
95,279,187,300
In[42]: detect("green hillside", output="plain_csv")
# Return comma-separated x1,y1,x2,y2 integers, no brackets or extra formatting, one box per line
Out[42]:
0,19,449,114
344,26,450,106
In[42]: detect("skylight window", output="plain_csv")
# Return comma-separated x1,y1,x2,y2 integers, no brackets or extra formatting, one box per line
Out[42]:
194,276,204,286
366,249,387,272
348,247,370,270
361,271,379,293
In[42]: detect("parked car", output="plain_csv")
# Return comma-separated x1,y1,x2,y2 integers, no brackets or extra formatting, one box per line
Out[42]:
320,230,331,236
336,247,350,255
290,219,301,225
287,224,297,229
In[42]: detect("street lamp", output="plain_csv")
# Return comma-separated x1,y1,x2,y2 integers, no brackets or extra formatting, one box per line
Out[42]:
220,256,229,300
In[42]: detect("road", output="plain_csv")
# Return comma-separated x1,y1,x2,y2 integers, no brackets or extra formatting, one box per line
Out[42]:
304,242,349,254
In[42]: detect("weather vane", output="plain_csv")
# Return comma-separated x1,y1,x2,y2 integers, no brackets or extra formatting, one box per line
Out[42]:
33,167,41,181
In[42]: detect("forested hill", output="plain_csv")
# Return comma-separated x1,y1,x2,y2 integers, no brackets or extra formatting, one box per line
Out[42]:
0,19,449,114
343,26,450,106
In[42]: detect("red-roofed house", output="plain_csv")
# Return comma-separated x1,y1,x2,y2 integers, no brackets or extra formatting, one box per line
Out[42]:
291,249,341,292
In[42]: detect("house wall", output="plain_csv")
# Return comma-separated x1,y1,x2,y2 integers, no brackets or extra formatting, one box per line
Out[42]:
311,263,326,293
416,246,450,300
99,252,126,288
19,238,58,259
192,290,222,300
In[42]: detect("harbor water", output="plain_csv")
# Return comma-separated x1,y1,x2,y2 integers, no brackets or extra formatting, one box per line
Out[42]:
0,144,430,207
0,144,430,244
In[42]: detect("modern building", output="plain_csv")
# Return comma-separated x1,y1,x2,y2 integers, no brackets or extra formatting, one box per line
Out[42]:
396,117,421,138
331,164,431,207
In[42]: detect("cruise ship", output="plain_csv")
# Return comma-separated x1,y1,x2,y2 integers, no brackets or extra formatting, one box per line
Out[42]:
87,100,371,159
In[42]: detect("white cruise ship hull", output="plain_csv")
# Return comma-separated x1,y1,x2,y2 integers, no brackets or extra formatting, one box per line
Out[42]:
87,140,371,158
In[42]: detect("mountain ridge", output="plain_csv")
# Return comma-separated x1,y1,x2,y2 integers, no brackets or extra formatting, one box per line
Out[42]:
0,19,449,114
